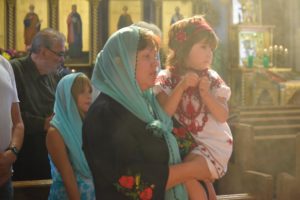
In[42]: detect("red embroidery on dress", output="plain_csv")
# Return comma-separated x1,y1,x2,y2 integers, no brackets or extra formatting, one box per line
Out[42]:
158,69,227,136
175,69,223,135
227,139,233,145
155,74,180,90
197,141,226,178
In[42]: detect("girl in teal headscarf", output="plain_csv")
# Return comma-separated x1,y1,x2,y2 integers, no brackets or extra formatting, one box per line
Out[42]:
82,26,205,200
47,73,95,200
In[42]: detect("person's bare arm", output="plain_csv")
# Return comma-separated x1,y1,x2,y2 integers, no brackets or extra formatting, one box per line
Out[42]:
199,77,228,122
166,154,213,190
157,72,199,116
9,103,24,154
46,127,80,200
0,103,24,186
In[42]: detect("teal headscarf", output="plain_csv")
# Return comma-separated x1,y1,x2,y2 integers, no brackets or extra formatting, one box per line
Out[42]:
92,26,188,200
51,72,92,179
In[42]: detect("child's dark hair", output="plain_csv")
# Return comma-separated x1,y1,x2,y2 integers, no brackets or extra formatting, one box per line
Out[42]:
166,15,219,74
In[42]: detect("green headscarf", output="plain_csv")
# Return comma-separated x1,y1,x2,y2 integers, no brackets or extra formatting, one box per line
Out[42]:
92,26,188,200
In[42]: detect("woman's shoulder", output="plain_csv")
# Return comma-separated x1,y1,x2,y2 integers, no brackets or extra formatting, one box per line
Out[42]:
88,93,127,116
83,93,147,140
85,93,142,126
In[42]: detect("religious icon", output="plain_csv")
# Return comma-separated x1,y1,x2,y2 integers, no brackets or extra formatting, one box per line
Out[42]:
117,5,133,30
67,4,83,58
24,4,41,50
170,6,184,25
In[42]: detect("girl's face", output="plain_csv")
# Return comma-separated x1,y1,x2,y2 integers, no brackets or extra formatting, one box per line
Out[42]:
136,47,159,91
76,85,92,114
185,40,213,71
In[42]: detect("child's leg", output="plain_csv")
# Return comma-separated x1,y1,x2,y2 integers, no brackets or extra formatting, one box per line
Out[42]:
184,153,212,181
185,179,208,200
184,153,217,200
204,180,217,200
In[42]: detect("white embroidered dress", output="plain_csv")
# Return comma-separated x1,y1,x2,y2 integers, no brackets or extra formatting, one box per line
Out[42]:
154,69,233,179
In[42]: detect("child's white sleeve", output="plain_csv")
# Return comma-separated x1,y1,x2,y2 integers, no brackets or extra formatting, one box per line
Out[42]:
153,69,172,96
214,84,231,101
210,70,231,101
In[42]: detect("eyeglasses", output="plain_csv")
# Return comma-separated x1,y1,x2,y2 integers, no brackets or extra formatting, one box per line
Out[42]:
46,47,65,57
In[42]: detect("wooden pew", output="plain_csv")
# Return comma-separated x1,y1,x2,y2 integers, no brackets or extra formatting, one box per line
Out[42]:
217,193,255,200
12,177,273,200
13,179,52,200
244,170,273,200
230,106,300,126
219,106,300,199
276,133,300,200
217,123,274,198
12,178,262,200
231,106,300,177
253,134,296,176
221,123,295,192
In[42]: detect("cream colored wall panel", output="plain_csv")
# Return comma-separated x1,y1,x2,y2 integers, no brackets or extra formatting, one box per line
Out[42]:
109,0,142,36
162,0,192,48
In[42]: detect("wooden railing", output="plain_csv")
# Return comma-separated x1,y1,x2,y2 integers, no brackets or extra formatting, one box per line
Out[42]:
13,179,52,200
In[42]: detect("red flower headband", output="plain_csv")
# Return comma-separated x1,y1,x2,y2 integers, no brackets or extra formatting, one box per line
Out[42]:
174,17,213,44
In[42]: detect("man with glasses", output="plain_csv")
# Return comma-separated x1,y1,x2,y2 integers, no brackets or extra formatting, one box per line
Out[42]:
10,28,66,181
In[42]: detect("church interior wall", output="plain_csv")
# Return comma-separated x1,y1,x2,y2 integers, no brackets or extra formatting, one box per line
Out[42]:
2,0,300,198
109,0,143,36
161,0,193,48
1,0,300,97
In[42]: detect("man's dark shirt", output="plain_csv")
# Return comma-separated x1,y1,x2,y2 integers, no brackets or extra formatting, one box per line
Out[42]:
10,55,58,180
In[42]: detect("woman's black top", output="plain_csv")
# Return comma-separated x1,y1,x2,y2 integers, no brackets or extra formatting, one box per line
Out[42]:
82,93,169,200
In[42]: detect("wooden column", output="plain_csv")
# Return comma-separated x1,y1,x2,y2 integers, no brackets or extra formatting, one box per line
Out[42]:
288,0,298,69
153,0,162,29
6,0,16,49
49,0,58,30
91,0,101,64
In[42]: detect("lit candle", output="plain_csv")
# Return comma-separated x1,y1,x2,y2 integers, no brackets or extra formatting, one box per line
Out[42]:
284,48,288,67
279,45,283,52
269,46,273,52
274,45,278,67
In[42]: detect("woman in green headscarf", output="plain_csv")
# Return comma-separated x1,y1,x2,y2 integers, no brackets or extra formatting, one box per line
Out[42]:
82,26,203,200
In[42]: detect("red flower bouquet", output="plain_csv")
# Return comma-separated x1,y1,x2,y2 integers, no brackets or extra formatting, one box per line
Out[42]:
139,187,153,200
115,173,155,200
118,176,135,189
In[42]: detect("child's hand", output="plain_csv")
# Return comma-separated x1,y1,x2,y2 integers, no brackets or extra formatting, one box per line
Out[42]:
198,76,210,96
181,72,199,90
